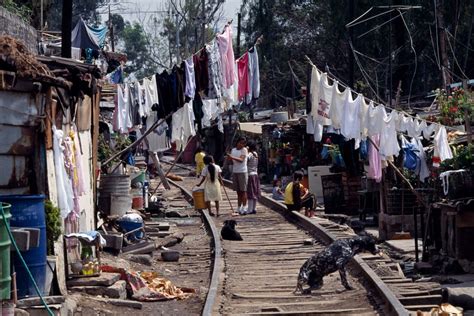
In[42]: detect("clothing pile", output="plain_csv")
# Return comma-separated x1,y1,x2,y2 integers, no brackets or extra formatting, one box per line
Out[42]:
306,65,453,183
110,25,260,151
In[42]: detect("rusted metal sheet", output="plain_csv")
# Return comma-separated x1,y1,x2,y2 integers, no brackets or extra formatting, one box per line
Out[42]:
0,91,40,126
0,124,34,155
0,155,30,189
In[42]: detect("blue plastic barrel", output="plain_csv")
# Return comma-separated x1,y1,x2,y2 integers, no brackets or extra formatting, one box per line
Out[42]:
0,195,46,298
117,221,144,240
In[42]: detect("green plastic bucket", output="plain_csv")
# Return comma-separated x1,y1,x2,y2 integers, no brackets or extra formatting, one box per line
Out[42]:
0,202,11,300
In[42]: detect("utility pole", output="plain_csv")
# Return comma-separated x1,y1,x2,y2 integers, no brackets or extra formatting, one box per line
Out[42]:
175,12,180,63
61,0,72,58
109,5,115,52
237,12,242,56
436,0,452,88
201,0,206,47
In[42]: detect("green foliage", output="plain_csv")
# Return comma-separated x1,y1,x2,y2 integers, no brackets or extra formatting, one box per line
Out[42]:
45,200,61,256
1,0,32,22
241,0,474,107
121,22,155,78
98,134,132,165
440,144,474,172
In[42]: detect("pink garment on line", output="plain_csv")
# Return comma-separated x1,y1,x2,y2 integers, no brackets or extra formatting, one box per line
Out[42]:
368,134,382,183
216,25,235,89
237,52,250,101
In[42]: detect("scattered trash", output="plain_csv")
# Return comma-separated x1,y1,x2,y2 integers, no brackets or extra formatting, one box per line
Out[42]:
101,266,195,301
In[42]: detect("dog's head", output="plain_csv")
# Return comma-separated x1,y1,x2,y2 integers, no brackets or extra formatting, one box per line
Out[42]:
353,235,378,255
223,219,237,229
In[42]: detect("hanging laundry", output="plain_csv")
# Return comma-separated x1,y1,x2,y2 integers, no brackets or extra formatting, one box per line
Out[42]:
114,84,132,134
359,98,370,140
237,52,250,101
128,82,142,126
328,82,347,129
192,94,204,130
109,66,123,84
216,25,235,89
309,66,321,119
367,134,382,183
433,126,453,166
401,135,419,170
171,103,196,150
379,110,400,158
205,40,224,100
223,60,239,108
134,81,147,118
306,115,315,135
341,92,362,146
201,99,222,129
411,136,430,182
71,126,86,195
146,111,170,152
367,104,387,137
53,126,74,218
171,65,186,110
306,65,312,115
143,75,159,114
315,73,333,125
156,70,174,121
422,122,437,140
246,46,260,104
193,50,209,96
184,57,196,100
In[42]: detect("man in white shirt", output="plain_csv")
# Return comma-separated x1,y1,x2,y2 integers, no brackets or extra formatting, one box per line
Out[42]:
227,137,248,214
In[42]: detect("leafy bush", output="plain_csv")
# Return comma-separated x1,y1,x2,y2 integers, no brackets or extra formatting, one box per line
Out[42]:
45,200,61,255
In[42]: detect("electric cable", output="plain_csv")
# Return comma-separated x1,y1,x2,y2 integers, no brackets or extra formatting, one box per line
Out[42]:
398,9,418,108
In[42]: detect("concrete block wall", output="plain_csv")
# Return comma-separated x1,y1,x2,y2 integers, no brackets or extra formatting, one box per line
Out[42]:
0,7,37,53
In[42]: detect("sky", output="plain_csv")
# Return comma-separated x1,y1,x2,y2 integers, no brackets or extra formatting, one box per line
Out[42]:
108,0,242,30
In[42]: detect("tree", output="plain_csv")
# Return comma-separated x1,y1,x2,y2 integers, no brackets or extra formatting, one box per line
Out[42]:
121,22,155,78
241,0,474,108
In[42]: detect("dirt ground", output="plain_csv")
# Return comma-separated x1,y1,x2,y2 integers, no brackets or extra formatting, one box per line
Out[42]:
72,189,211,316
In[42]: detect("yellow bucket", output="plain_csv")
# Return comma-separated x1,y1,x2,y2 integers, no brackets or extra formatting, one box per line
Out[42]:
192,189,207,210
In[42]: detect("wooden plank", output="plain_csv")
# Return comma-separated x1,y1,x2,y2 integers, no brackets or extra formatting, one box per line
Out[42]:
45,87,53,149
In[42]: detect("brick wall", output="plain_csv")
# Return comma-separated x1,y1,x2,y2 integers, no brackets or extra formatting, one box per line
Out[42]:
0,7,38,54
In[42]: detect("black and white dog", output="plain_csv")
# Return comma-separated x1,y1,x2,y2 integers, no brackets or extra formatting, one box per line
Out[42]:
294,235,378,294
221,220,243,241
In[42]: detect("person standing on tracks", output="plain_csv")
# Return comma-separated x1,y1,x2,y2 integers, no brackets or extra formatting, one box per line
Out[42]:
194,146,206,178
246,141,261,214
284,171,316,218
196,155,223,216
227,137,249,215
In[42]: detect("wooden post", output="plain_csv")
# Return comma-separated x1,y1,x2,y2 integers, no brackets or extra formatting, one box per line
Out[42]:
149,151,171,190
45,87,53,150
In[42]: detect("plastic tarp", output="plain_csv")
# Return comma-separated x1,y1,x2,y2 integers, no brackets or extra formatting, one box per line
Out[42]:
71,18,107,50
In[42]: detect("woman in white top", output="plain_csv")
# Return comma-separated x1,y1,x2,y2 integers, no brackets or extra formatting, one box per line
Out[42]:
197,155,223,216
246,141,261,214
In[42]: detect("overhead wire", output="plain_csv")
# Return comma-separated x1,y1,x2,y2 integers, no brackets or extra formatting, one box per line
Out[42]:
445,29,470,80
398,9,418,108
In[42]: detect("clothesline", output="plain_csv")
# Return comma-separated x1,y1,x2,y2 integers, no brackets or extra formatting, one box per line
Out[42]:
304,55,459,133
129,21,260,85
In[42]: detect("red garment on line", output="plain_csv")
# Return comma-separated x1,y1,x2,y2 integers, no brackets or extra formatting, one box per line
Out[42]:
237,52,249,101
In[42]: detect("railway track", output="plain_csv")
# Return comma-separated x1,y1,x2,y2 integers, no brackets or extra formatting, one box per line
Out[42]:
164,162,442,315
